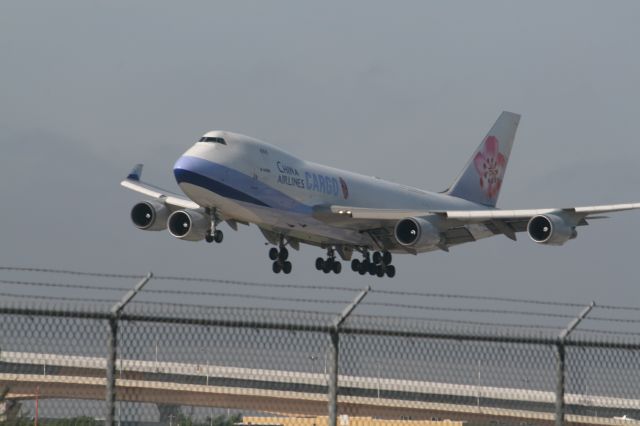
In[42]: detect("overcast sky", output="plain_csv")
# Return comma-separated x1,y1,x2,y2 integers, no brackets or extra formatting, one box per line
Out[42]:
1,1,640,319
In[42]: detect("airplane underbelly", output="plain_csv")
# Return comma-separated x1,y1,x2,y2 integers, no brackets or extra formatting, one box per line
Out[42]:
178,182,261,222
178,182,369,246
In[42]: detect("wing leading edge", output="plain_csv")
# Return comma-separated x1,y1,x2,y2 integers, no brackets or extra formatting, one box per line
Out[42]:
324,203,640,222
120,164,200,210
313,203,640,250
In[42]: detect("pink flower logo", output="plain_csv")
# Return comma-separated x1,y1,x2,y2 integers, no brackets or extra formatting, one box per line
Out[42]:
473,136,505,200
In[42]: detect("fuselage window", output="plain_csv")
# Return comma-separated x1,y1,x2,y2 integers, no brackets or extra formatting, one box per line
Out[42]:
199,137,227,145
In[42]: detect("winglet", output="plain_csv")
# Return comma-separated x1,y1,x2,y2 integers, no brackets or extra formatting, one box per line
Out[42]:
126,164,144,181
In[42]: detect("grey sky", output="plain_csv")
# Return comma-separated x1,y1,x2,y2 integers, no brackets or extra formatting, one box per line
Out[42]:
1,1,640,314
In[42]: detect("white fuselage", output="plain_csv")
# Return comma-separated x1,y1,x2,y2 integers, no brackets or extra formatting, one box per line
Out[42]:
173,131,486,249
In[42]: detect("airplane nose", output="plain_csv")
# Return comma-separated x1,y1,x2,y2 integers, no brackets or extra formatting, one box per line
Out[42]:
173,155,192,184
174,142,209,173
173,151,213,186
173,140,223,187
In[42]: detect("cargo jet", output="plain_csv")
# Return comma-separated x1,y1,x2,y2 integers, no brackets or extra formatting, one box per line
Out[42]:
122,112,640,278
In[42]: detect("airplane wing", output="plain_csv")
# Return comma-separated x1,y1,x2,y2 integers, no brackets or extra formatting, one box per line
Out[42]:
325,203,640,221
120,164,200,210
314,203,640,249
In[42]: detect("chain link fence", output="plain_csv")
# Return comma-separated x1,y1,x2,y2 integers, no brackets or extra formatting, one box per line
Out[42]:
1,267,639,425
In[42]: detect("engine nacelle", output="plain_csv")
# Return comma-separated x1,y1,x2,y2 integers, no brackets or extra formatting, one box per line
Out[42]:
130,201,168,231
527,214,577,246
394,217,441,250
167,210,209,241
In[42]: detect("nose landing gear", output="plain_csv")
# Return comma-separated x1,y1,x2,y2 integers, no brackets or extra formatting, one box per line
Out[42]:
205,229,223,243
205,208,224,243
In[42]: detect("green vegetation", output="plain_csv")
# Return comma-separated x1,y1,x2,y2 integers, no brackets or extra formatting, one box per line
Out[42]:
0,418,32,426
1,417,101,426
43,416,102,426
176,412,243,426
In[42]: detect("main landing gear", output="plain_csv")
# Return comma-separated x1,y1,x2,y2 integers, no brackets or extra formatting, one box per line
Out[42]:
269,243,292,274
351,250,395,278
315,247,342,274
205,208,223,243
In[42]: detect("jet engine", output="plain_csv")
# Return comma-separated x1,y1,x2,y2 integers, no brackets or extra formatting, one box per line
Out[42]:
168,210,210,241
527,214,577,246
394,217,441,250
130,201,168,231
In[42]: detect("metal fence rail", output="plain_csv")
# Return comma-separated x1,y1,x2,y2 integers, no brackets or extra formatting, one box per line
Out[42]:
1,267,639,425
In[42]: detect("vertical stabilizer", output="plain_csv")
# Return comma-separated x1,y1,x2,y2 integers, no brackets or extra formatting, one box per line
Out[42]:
447,111,520,207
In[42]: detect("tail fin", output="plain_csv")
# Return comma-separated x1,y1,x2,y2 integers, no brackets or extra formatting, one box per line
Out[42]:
447,111,521,207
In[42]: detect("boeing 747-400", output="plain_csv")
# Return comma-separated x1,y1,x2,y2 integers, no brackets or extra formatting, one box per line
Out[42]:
122,112,639,277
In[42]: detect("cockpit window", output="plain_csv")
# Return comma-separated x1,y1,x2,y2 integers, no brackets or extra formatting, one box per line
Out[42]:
198,136,227,145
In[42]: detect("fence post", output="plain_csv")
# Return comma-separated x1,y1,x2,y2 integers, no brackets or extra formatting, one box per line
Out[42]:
328,330,339,426
328,286,370,426
106,272,153,426
554,342,566,426
106,315,118,425
555,301,595,426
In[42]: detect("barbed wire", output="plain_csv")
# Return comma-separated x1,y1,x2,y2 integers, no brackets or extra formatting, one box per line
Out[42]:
0,291,116,304
0,266,143,280
593,304,640,312
0,266,362,292
0,278,601,320
348,313,563,332
362,301,577,319
153,275,361,292
2,266,640,319
371,289,587,308
0,279,352,306
0,279,130,292
128,299,338,317
137,291,349,305
584,316,640,324
571,328,640,337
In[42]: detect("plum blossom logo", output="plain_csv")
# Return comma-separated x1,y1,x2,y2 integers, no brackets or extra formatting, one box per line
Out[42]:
474,136,505,200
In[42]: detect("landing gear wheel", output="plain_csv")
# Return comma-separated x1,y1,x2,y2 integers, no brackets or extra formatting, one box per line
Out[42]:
368,262,377,275
358,263,367,275
272,261,282,274
278,247,289,261
332,261,342,274
315,257,324,271
385,265,396,278
373,251,382,264
382,251,392,265
351,259,360,272
269,247,279,261
213,230,224,243
282,261,292,274
205,233,214,243
322,261,332,274
376,265,385,277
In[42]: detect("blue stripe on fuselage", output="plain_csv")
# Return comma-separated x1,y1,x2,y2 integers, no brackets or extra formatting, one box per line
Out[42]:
174,168,270,207
173,156,311,213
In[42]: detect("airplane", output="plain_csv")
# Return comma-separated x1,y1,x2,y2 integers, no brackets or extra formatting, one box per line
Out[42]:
121,111,640,278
